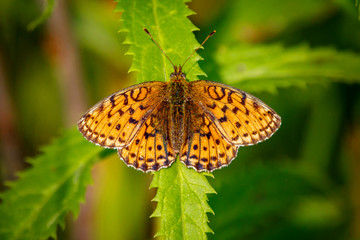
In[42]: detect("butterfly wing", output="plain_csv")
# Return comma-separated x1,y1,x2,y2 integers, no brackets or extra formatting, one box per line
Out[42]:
118,101,176,172
179,101,239,172
189,80,281,146
179,80,281,172
78,81,167,149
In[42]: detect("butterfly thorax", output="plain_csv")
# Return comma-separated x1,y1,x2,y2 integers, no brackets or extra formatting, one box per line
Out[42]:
168,65,188,105
168,81,187,105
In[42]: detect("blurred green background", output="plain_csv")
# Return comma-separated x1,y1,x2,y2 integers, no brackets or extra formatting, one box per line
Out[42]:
0,0,360,239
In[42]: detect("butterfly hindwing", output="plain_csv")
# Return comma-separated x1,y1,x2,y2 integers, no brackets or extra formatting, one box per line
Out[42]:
180,101,238,172
118,101,176,172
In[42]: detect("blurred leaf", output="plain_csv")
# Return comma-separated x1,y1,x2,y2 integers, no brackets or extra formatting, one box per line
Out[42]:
150,160,216,239
357,0,360,20
92,155,150,240
216,44,360,93
72,0,129,71
27,0,55,31
291,196,343,228
216,0,333,43
298,86,343,177
209,161,344,240
115,0,205,83
0,128,103,240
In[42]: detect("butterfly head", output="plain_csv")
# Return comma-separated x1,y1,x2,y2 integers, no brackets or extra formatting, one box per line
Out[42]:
170,65,186,82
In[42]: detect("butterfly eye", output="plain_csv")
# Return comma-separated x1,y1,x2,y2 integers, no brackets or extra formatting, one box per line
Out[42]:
181,73,186,79
170,73,175,78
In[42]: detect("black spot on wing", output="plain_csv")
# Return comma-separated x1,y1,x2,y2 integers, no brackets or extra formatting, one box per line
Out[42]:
219,116,227,123
221,105,229,113
129,117,139,124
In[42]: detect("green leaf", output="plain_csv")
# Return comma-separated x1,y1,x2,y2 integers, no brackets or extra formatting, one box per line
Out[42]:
115,0,216,238
115,0,206,83
0,128,103,240
357,0,360,20
216,44,360,93
150,160,216,240
27,0,55,31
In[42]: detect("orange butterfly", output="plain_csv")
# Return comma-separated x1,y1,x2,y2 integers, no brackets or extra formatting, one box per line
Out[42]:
78,29,281,172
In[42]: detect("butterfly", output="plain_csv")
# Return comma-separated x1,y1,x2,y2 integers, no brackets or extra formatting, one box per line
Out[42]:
77,29,281,172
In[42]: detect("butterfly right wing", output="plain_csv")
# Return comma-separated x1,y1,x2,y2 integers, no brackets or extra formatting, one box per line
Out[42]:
78,81,167,149
189,80,281,146
179,80,281,172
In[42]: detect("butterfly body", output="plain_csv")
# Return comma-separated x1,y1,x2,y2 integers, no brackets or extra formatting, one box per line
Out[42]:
78,65,281,172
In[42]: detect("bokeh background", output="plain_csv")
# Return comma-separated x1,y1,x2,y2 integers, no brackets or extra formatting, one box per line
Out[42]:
1,0,360,239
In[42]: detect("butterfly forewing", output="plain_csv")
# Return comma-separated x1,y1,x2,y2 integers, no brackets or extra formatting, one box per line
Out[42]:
78,82,167,148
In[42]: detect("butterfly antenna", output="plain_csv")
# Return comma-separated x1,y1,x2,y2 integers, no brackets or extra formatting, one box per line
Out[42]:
182,30,216,67
143,28,175,68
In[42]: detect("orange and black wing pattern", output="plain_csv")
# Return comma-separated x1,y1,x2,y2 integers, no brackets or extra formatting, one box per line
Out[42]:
118,101,176,172
180,101,239,172
180,80,281,171
77,81,167,149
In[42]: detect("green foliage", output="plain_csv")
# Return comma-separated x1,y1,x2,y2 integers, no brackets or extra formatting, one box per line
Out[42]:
216,44,360,93
208,161,344,240
150,160,216,240
215,0,333,44
115,0,205,83
0,128,103,240
27,0,55,31
1,0,360,239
